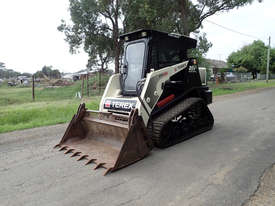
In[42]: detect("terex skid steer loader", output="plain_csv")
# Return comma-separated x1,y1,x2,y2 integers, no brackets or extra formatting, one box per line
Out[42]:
55,30,214,175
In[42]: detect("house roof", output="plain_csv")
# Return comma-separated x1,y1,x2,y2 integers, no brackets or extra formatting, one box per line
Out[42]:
206,59,228,69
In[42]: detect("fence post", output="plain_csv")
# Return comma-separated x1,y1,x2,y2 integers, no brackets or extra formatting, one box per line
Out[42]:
32,75,35,101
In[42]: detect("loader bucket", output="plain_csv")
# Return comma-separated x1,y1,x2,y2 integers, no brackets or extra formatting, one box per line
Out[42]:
54,103,153,175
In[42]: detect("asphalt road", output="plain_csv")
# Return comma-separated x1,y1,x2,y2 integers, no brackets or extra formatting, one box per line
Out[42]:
1,88,275,206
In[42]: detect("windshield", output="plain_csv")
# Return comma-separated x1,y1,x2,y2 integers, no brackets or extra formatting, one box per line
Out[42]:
123,42,145,92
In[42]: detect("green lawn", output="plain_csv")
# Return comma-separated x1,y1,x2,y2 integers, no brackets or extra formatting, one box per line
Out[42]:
0,99,99,133
210,80,275,96
0,73,109,133
0,72,110,106
1,79,275,134
0,83,81,106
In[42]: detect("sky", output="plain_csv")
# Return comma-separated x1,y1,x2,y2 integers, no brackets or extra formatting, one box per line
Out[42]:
201,0,275,61
0,0,274,74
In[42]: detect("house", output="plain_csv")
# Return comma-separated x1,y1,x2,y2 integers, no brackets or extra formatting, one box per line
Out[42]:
206,59,228,75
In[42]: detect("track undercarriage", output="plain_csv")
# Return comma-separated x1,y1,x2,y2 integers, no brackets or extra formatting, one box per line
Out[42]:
148,98,214,148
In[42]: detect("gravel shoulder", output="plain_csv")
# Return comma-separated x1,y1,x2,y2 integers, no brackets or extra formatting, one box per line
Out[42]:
243,164,275,206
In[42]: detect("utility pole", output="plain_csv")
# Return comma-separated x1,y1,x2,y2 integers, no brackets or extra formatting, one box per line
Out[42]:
32,75,35,101
266,36,271,83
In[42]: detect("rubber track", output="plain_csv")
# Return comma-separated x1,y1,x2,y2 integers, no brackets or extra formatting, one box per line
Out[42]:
148,97,202,147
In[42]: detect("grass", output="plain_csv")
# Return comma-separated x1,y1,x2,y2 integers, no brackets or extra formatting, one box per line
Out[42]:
1,78,275,134
210,80,275,96
0,72,110,106
0,82,82,106
0,98,101,134
0,73,109,133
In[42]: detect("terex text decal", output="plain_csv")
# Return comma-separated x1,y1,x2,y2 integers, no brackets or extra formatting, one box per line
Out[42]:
104,99,136,112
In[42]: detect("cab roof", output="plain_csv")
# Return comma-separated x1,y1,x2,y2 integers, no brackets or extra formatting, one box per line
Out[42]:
119,29,197,49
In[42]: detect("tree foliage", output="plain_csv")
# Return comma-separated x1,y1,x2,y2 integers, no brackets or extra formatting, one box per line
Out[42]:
122,0,175,32
0,69,20,79
0,61,31,79
34,66,61,79
192,33,213,66
123,0,261,35
234,66,248,73
227,40,275,79
58,0,123,73
59,0,261,73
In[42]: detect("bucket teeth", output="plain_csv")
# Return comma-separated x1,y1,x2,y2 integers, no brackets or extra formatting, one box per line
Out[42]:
64,148,74,154
54,144,60,149
77,155,88,161
85,159,96,165
94,163,105,170
59,146,68,151
71,151,81,157
104,168,113,176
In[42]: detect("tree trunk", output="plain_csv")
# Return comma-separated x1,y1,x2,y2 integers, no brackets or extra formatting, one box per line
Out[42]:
114,0,120,74
252,71,257,79
114,38,120,73
179,0,190,36
99,68,102,95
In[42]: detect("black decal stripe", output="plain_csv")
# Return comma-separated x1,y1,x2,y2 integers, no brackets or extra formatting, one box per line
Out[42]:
144,75,160,108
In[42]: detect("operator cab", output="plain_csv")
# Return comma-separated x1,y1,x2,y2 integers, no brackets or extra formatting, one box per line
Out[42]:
119,29,197,96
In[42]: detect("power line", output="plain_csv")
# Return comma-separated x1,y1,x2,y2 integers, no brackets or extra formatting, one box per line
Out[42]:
205,19,261,40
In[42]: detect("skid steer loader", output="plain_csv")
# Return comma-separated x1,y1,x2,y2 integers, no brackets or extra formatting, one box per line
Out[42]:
54,29,214,175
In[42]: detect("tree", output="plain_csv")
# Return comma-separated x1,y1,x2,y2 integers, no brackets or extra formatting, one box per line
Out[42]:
86,33,113,73
34,65,61,79
59,0,261,74
227,40,275,79
122,0,176,32
176,0,262,35
52,69,61,79
34,71,44,79
42,66,53,77
123,0,261,35
234,66,248,73
122,0,258,65
21,72,32,77
190,32,213,66
58,0,123,73
0,69,20,79
270,49,275,73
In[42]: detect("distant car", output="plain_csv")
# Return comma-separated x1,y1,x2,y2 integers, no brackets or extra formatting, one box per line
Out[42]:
225,72,236,81
210,74,221,81
8,82,16,87
210,74,215,81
